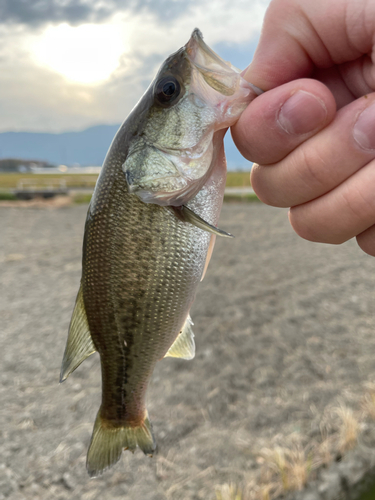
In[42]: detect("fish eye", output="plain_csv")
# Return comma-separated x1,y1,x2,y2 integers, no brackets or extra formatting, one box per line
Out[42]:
155,76,182,106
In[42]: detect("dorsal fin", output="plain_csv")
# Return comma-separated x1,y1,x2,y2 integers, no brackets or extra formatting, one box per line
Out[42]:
164,315,195,360
60,285,96,382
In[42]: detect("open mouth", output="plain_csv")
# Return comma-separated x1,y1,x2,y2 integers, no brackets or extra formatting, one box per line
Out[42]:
185,28,240,74
185,28,263,97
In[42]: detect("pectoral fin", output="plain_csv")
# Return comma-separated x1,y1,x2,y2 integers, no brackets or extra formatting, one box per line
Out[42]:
60,285,96,382
165,315,195,360
172,205,234,238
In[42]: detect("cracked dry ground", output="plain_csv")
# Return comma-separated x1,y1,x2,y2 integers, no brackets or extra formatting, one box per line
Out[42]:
1,203,375,500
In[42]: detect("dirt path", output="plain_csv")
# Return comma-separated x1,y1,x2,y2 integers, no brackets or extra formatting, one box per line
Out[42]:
1,203,375,500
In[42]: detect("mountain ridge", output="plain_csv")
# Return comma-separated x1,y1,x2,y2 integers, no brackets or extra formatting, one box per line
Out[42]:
0,124,251,170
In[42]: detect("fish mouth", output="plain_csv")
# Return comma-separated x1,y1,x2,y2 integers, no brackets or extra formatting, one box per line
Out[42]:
185,28,263,97
186,28,240,75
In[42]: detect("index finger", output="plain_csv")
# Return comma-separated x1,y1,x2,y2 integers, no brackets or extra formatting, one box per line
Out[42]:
244,0,369,90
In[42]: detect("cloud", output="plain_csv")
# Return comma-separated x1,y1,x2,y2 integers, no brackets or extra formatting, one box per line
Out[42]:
0,0,271,132
0,0,192,27
0,0,103,27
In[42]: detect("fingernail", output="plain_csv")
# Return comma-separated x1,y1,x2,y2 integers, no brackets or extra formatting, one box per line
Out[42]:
353,103,375,150
278,91,327,135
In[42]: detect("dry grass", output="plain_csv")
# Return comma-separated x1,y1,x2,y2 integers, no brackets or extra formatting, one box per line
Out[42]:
362,392,375,419
259,443,316,497
216,402,364,500
335,405,359,453
216,441,320,500
316,431,333,467
362,384,375,420
216,483,244,500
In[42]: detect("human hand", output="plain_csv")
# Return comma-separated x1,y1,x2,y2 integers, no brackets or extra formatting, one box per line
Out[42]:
232,0,375,256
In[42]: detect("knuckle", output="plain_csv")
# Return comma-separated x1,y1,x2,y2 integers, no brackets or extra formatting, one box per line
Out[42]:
295,146,328,191
340,184,375,223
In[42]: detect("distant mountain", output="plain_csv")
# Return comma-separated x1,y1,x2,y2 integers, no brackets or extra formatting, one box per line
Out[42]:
0,125,119,166
0,124,252,170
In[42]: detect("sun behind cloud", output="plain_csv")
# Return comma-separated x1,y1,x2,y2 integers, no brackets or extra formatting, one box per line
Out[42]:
32,23,126,85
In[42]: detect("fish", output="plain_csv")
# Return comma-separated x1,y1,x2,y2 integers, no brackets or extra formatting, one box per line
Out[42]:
60,28,260,478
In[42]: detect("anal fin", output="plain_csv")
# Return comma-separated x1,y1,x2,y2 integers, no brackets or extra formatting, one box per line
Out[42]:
60,285,96,382
164,315,195,360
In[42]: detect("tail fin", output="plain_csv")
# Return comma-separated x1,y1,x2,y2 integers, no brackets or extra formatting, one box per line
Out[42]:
86,409,156,477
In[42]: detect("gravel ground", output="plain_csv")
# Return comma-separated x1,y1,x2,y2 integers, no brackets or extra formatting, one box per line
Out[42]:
1,203,375,500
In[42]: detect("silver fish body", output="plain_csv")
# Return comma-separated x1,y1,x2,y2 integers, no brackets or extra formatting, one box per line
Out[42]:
60,29,259,477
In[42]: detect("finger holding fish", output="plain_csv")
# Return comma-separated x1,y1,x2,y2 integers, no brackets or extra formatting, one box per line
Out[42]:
232,78,336,167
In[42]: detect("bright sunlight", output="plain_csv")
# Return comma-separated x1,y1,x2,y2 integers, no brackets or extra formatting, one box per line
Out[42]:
32,23,125,85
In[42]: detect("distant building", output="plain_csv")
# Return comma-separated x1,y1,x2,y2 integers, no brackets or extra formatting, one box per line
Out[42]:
0,158,102,174
0,158,55,173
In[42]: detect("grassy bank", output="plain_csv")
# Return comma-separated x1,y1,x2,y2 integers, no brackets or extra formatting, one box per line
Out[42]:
0,173,98,189
223,193,259,203
225,171,251,187
72,192,260,205
0,171,251,190
0,171,258,204
0,192,17,200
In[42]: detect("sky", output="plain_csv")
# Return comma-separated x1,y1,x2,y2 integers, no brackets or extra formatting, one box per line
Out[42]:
0,0,271,135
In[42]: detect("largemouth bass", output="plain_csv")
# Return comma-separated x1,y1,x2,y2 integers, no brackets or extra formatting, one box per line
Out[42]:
60,29,260,477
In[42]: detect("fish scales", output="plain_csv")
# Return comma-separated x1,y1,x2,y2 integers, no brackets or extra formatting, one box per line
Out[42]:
84,162,213,424
60,28,260,477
